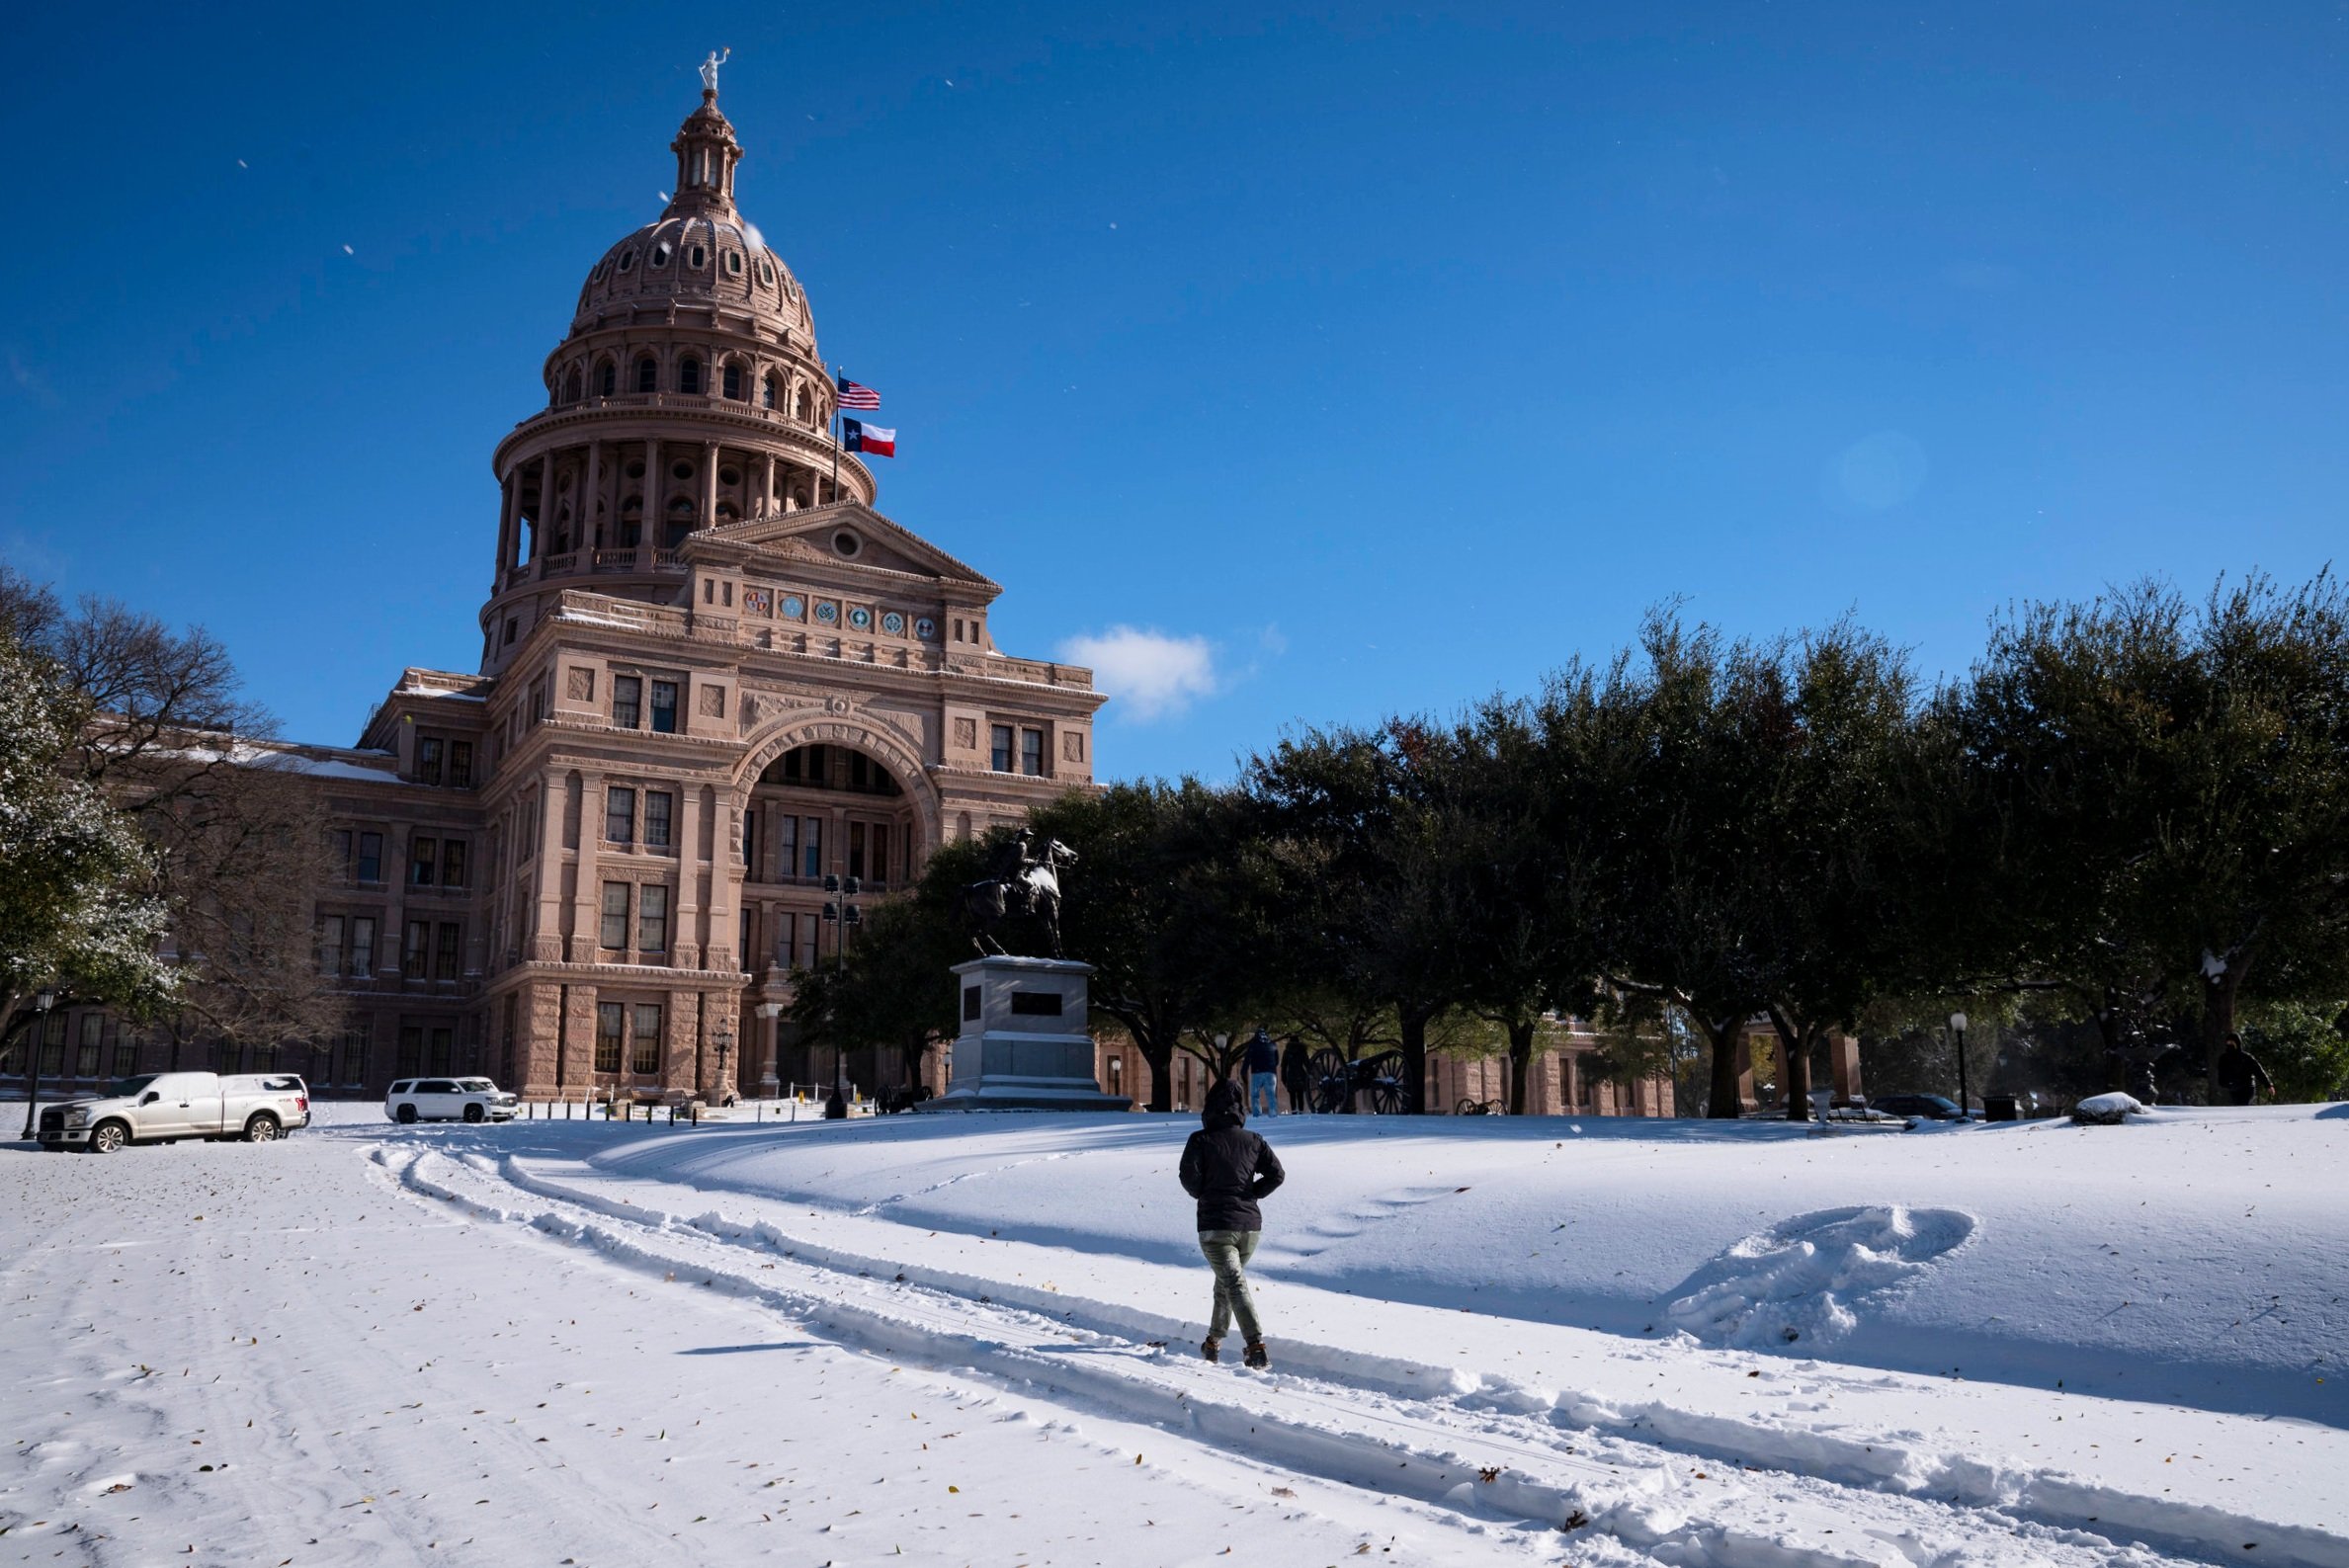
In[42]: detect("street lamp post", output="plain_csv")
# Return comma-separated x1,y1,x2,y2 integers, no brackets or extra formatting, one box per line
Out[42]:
712,1012,734,1107
1949,1011,1970,1119
19,988,56,1140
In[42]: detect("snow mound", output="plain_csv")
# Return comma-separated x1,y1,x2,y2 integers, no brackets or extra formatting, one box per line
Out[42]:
1664,1204,1975,1350
2071,1093,2148,1124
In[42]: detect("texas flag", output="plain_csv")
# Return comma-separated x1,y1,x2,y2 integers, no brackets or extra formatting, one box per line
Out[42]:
842,418,895,458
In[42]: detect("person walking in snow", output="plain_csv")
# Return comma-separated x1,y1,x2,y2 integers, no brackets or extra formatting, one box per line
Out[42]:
1280,1033,1312,1114
2214,1032,2274,1107
1244,1027,1281,1116
1179,1077,1285,1369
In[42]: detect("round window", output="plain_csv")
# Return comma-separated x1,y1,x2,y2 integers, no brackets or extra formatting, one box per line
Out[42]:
781,595,805,619
913,617,937,640
848,607,873,631
832,531,861,558
881,612,905,635
625,461,645,479
671,462,694,481
719,468,741,486
814,601,840,624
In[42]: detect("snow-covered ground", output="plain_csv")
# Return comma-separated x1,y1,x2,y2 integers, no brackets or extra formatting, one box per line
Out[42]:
3,1101,2344,1566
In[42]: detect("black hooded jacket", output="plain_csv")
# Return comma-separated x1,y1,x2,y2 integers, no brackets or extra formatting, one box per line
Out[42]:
1179,1079,1285,1232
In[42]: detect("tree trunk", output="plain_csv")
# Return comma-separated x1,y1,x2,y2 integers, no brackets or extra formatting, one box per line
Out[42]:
1398,1007,1432,1114
1768,1007,1812,1121
2200,953,2250,1076
1139,1036,1176,1113
1703,1014,1745,1119
1507,1019,1537,1115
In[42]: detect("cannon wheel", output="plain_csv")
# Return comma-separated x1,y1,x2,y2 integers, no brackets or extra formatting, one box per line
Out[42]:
1365,1051,1411,1115
1307,1047,1353,1114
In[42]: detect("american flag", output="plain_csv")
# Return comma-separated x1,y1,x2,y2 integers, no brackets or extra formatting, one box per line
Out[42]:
836,374,881,410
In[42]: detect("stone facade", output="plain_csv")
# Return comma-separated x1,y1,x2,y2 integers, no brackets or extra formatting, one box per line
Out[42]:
15,84,1103,1104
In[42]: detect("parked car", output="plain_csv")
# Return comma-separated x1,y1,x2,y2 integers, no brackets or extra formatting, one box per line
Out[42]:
38,1071,311,1153
385,1077,519,1124
1866,1092,1969,1120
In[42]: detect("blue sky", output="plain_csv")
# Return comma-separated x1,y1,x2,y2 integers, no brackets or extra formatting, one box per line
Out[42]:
4,4,2344,781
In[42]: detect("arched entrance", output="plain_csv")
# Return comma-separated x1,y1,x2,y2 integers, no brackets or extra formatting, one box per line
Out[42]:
730,712,941,1098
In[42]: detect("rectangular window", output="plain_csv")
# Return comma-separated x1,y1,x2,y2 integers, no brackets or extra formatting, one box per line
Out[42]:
606,785,636,845
113,1036,138,1079
76,1014,103,1077
410,837,438,886
351,917,376,978
637,885,669,952
342,1021,372,1086
428,1027,454,1075
595,1002,625,1072
499,995,518,1087
435,922,461,980
1022,728,1046,777
644,790,673,848
800,816,821,879
775,814,797,879
450,740,473,788
517,795,536,861
600,882,629,949
872,824,889,887
417,736,444,785
630,1004,663,1074
847,820,866,879
613,674,642,729
649,680,679,733
990,724,1015,772
741,809,756,869
403,920,430,975
39,1016,63,1076
441,839,467,887
317,914,346,976
530,680,548,725
332,828,353,878
396,1025,424,1078
357,831,383,883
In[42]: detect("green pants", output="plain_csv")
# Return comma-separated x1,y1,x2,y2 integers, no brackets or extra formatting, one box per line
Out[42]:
1198,1228,1263,1345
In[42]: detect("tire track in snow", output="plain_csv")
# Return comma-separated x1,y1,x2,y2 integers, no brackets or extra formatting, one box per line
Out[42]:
375,1142,2324,1568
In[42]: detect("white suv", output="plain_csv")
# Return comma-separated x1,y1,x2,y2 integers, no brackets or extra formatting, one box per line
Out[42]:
385,1077,519,1124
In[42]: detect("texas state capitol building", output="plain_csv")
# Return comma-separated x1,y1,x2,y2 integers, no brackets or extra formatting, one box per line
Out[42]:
300,82,1102,1102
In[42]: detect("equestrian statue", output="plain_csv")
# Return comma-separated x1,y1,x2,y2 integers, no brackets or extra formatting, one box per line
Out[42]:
964,828,1078,959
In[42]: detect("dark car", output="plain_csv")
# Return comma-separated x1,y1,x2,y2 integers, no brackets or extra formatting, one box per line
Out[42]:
1866,1093,1969,1120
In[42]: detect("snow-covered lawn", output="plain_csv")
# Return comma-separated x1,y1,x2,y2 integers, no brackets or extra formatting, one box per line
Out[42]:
3,1102,2343,1565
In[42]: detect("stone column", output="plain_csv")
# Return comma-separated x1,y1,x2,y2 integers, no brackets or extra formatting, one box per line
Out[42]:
1828,1031,1864,1105
760,453,778,518
582,441,604,552
700,442,719,532
664,987,701,1099
673,784,705,969
561,983,600,1094
531,771,569,961
496,470,519,582
642,437,664,564
703,791,742,974
540,451,559,555
567,769,605,961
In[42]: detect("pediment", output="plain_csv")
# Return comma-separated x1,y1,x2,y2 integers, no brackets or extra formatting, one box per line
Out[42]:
705,502,997,591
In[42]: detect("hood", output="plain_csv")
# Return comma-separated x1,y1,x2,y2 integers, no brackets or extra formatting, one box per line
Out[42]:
1202,1078,1248,1130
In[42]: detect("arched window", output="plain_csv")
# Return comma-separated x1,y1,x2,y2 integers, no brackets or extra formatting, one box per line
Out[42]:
560,366,583,403
635,357,657,394
678,358,703,395
794,385,812,424
721,361,743,400
597,360,617,397
761,373,779,410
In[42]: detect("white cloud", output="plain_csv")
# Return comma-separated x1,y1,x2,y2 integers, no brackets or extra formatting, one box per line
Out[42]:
1057,625,1219,721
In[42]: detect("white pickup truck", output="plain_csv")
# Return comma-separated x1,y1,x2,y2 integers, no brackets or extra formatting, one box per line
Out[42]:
38,1072,311,1153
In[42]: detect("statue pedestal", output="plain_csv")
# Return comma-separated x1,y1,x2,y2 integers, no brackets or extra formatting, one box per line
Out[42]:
919,956,1131,1113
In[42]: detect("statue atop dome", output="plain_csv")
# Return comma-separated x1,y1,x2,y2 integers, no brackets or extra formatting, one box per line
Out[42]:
699,47,730,97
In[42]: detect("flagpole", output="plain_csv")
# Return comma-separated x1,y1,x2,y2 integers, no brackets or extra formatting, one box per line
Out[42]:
830,367,841,503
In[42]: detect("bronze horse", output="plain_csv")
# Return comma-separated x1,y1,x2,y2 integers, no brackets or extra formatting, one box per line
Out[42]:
964,832,1077,958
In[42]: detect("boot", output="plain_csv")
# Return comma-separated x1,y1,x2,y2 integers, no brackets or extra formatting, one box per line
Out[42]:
1200,1337,1221,1362
1243,1341,1270,1369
